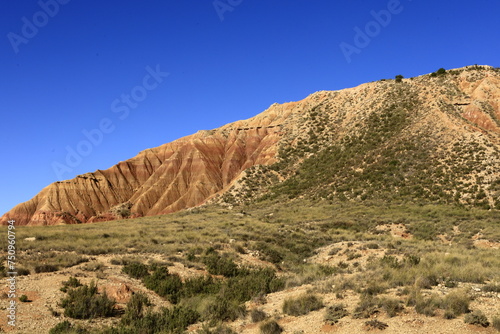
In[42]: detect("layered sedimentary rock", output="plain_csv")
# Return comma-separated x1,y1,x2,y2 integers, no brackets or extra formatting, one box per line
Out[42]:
0,100,297,225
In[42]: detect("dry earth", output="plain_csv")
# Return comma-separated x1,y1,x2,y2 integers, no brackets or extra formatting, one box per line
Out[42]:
1,244,498,334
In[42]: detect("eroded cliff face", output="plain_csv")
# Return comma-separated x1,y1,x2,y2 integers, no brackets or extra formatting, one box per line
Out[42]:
2,66,500,225
0,99,300,225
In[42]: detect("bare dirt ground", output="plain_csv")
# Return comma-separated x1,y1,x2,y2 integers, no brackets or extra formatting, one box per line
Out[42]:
1,246,498,334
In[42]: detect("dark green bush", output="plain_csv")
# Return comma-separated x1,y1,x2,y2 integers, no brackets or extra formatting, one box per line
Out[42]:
143,267,182,304
19,295,29,302
121,292,151,325
104,305,199,334
251,309,268,323
181,275,221,298
204,297,246,322
17,267,30,276
59,281,116,319
60,277,82,292
35,264,59,273
464,310,489,327
196,324,237,334
436,68,446,75
223,268,284,303
259,320,283,334
49,320,89,334
202,251,239,277
122,262,150,279
282,294,323,316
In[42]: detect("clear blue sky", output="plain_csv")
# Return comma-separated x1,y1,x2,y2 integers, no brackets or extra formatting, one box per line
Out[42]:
1,0,499,216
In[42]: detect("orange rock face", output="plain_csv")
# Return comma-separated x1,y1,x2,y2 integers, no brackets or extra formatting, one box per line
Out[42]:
0,105,290,226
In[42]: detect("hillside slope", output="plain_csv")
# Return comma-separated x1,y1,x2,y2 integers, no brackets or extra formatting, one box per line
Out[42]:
2,65,500,225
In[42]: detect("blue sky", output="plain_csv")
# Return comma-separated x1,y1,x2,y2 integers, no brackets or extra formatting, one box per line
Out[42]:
1,0,499,216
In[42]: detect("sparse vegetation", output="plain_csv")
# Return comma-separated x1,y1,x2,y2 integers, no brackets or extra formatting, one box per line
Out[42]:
324,303,348,324
251,309,268,323
365,319,388,330
283,293,324,316
59,281,116,319
49,321,89,334
259,320,283,334
464,310,490,327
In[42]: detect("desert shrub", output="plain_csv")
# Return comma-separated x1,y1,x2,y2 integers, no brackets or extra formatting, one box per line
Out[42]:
35,264,59,273
379,297,403,317
414,293,442,317
464,310,489,327
410,223,437,240
324,303,348,324
353,296,379,319
49,320,89,334
365,319,388,330
104,305,199,334
436,68,446,75
380,255,401,269
442,290,470,317
161,306,200,332
492,316,500,331
283,294,323,316
365,243,379,249
197,324,237,334
414,274,438,289
204,297,246,322
483,283,500,293
181,275,221,298
361,283,387,296
19,294,29,302
202,251,239,277
232,244,246,254
143,267,182,304
121,292,151,325
223,268,284,303
395,75,404,83
17,267,30,276
60,277,82,293
328,247,342,255
59,281,115,319
403,254,420,266
251,309,268,323
81,262,105,272
259,320,283,334
122,262,150,279
254,242,285,265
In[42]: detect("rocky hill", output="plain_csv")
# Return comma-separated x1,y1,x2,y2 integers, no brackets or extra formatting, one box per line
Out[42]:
2,65,499,225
